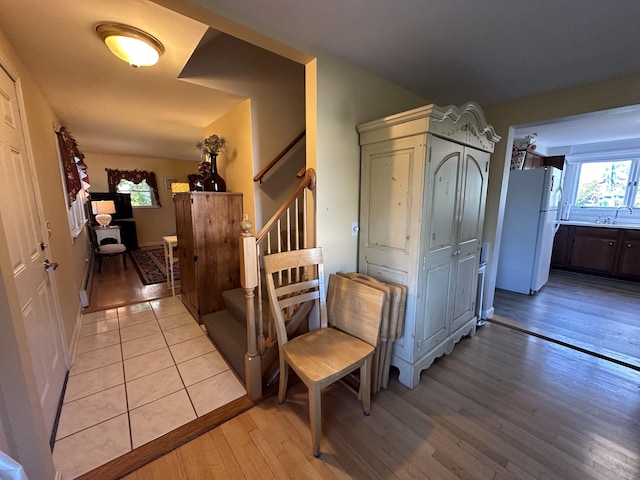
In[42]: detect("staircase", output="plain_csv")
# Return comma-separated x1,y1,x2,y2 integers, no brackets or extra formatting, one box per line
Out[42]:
201,288,265,383
200,168,316,400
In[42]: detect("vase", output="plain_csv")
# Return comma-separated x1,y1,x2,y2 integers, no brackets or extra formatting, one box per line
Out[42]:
201,152,226,192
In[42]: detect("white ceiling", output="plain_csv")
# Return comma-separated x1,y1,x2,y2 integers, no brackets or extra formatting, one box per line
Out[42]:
1,0,639,161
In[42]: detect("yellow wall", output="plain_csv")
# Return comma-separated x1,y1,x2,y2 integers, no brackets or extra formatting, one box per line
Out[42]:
85,153,198,246
154,0,306,231
0,33,90,346
157,1,426,275
204,99,255,228
311,54,427,275
481,74,640,315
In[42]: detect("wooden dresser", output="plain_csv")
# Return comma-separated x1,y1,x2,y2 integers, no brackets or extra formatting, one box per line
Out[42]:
174,192,243,323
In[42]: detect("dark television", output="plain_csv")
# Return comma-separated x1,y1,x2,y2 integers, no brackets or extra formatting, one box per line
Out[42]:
89,192,133,221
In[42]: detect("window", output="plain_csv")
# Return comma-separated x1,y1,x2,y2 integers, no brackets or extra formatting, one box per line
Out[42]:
116,178,156,208
574,160,631,207
105,168,162,208
564,149,640,221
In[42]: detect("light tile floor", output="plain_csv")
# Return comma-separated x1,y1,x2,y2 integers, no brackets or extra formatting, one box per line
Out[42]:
53,296,246,479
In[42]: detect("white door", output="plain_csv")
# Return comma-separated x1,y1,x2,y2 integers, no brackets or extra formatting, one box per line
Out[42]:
0,64,67,438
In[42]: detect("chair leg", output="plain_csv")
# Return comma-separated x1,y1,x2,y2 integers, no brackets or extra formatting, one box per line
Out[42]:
278,358,289,404
360,357,372,416
309,384,322,458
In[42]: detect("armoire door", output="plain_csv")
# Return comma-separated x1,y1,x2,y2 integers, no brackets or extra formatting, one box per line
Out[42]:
450,146,489,332
419,135,462,354
358,134,425,362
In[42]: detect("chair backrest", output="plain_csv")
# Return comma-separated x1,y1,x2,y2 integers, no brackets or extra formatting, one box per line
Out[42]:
87,225,99,250
263,247,327,347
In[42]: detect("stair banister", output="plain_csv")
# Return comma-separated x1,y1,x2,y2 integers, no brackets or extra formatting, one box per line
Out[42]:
239,215,261,401
253,130,306,184
240,168,316,401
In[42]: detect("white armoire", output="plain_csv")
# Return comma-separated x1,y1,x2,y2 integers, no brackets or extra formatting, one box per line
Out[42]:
357,102,500,388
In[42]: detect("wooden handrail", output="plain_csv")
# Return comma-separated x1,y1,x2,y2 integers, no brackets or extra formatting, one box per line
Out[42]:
256,168,315,243
253,130,306,183
240,167,316,401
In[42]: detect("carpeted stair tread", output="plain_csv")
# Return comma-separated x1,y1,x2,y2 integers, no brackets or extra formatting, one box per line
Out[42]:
222,288,270,328
203,309,247,383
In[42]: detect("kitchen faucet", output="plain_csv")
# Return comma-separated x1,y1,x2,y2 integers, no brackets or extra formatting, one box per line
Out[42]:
613,206,633,224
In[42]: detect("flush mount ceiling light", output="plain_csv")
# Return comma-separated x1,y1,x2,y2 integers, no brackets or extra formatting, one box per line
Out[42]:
96,23,164,68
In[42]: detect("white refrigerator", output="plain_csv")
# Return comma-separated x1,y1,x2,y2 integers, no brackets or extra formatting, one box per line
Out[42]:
496,167,563,295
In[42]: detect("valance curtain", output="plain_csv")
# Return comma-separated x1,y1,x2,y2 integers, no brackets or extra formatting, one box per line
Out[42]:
105,168,162,207
56,127,88,204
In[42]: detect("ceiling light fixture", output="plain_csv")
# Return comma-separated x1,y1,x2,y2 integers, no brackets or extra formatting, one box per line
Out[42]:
96,23,164,68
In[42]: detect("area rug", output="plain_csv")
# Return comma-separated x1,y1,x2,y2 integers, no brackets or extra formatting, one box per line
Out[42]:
130,247,181,286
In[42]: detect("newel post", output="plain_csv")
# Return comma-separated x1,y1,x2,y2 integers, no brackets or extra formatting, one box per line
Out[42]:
240,214,262,401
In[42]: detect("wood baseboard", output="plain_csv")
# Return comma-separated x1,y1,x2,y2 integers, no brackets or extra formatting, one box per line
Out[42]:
74,395,254,480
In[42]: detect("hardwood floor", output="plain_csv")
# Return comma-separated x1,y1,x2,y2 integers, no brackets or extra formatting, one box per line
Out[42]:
493,269,640,369
84,251,180,313
84,263,640,479
122,322,640,480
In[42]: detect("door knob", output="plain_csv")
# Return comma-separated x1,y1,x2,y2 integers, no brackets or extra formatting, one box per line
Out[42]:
44,259,59,272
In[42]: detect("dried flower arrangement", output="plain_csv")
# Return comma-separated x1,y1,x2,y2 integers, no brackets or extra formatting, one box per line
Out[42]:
195,134,228,155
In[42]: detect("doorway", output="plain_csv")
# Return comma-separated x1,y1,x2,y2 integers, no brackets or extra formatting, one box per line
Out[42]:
493,106,640,370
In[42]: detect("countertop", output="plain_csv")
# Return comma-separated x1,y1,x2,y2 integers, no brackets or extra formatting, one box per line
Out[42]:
557,220,640,230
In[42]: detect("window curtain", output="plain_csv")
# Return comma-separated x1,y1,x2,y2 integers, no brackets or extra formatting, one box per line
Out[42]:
105,168,162,207
56,127,86,204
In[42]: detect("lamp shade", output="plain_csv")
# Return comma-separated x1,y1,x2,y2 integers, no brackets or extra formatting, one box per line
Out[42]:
92,200,116,227
171,182,190,193
92,200,116,215
96,23,164,68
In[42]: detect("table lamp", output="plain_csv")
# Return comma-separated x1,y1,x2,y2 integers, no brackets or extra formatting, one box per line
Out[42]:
171,182,190,194
92,200,116,227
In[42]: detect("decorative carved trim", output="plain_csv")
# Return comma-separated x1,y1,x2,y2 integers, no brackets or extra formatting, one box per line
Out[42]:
357,101,501,153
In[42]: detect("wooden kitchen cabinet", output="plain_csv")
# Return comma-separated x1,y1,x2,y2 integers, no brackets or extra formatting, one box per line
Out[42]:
551,224,570,267
543,155,565,170
523,151,543,170
552,225,640,281
569,226,618,273
174,192,243,323
357,102,499,389
521,153,564,171
616,230,640,280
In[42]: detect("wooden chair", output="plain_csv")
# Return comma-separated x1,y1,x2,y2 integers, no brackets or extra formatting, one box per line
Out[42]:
88,226,127,272
263,247,386,457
